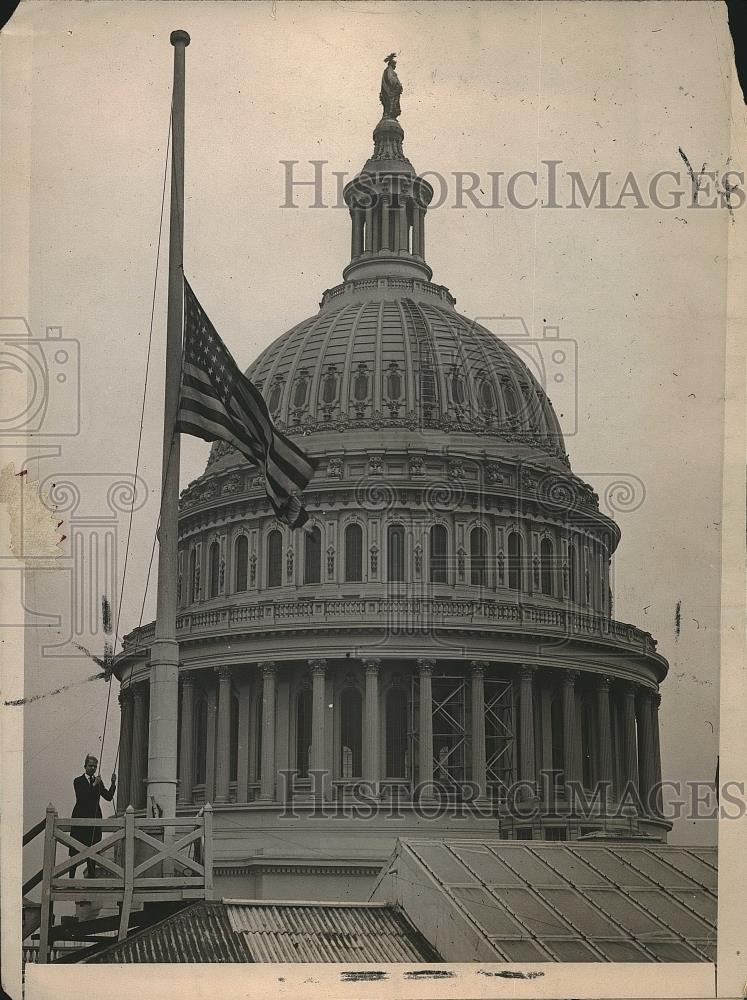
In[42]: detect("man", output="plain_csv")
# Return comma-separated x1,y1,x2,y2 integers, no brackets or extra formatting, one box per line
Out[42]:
68,754,116,878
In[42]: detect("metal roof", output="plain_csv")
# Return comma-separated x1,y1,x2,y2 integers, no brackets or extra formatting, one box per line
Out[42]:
80,900,440,964
381,839,716,963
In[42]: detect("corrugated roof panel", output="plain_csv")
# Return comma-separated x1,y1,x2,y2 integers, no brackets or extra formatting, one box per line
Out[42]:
81,900,440,965
225,902,439,963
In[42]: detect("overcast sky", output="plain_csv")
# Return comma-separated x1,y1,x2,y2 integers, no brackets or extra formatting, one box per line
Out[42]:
6,1,735,858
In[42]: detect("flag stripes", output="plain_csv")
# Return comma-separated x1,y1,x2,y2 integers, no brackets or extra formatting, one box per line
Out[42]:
176,279,315,527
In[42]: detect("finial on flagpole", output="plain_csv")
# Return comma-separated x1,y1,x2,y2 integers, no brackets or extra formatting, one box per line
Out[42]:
170,30,191,47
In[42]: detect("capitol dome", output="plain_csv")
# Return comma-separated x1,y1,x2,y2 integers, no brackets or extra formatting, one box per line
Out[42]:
117,89,670,901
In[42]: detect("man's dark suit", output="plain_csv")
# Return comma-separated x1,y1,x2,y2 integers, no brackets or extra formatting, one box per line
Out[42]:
68,774,116,874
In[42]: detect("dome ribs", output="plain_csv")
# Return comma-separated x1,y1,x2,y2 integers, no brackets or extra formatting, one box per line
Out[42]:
306,302,362,426
401,298,441,422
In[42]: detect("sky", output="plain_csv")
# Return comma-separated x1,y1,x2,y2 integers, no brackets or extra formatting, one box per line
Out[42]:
3,1,737,865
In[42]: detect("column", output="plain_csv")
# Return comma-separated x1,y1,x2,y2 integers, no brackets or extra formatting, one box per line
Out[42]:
117,689,134,812
130,683,148,810
351,209,364,257
636,688,657,814
418,207,425,258
596,676,613,795
417,659,435,790
363,658,381,785
651,691,663,816
214,667,233,804
411,205,422,256
259,661,277,800
518,666,536,793
364,207,373,253
470,662,487,800
621,682,639,793
236,681,251,804
561,671,579,790
380,193,390,251
177,675,195,807
398,205,408,252
310,659,327,799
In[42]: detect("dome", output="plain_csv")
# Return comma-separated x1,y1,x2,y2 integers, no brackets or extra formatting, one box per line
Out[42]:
204,280,568,478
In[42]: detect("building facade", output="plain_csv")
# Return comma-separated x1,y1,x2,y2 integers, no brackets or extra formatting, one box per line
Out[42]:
115,92,670,901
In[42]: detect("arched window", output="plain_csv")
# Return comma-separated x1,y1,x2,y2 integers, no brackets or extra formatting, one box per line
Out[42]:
385,688,408,778
194,696,207,786
230,694,239,785
304,526,322,585
470,526,488,587
340,687,362,779
503,383,518,417
581,702,594,788
296,688,312,778
235,535,248,593
550,698,564,786
568,542,578,603
429,524,448,584
267,530,282,588
208,540,220,599
386,367,402,400
540,537,554,597
189,548,198,603
508,532,523,591
344,523,363,583
387,525,406,583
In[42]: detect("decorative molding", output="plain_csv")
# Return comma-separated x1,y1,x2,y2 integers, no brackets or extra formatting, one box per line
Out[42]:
309,658,327,675
417,657,435,676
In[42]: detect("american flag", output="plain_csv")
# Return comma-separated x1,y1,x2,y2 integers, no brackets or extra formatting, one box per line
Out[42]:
176,279,315,527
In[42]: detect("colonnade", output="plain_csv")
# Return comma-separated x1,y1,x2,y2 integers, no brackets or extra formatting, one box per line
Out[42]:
117,663,664,816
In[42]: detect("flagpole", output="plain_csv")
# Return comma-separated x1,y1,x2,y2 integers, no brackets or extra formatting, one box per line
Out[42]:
147,29,190,820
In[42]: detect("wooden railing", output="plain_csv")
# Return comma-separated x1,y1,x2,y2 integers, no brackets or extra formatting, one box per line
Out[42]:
36,802,213,964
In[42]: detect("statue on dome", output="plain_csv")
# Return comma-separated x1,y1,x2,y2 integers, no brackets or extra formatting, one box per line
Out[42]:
380,53,402,119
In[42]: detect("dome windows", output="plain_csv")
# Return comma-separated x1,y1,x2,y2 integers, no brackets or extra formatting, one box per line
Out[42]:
344,523,364,583
429,524,448,584
208,540,220,599
267,530,283,589
387,525,406,582
268,382,283,418
234,536,248,593
479,379,497,412
321,366,339,405
470,526,488,587
451,370,466,406
353,364,369,402
292,371,310,410
385,362,403,401
304,526,322,585
507,532,523,591
540,537,554,597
